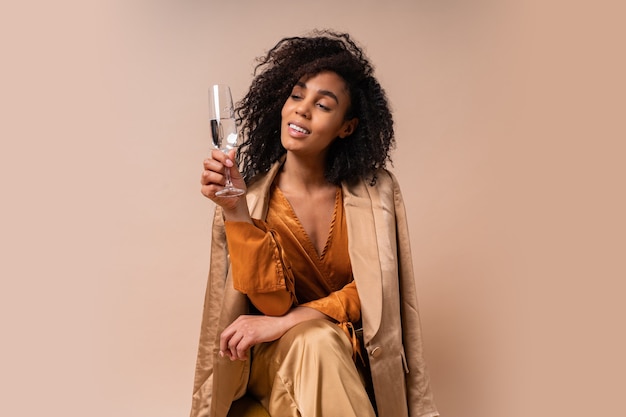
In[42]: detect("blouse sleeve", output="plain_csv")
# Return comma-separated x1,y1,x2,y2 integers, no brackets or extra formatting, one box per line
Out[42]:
302,282,364,363
224,219,296,316
225,219,361,324
301,281,361,324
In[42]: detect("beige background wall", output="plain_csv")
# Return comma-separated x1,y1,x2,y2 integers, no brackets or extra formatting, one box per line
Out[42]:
1,1,624,416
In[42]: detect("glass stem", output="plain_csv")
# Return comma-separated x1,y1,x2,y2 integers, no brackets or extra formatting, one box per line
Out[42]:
223,150,233,188
224,166,233,187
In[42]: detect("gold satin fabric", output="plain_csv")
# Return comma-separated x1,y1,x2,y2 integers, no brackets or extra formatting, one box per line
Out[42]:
190,163,439,417
224,184,361,325
247,319,376,417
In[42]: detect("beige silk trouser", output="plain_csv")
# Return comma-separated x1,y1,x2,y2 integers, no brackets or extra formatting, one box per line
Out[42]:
247,319,377,417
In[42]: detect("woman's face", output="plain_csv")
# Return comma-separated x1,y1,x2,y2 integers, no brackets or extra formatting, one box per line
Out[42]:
280,71,357,159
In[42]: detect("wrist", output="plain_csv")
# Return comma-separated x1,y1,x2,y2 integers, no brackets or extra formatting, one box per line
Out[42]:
281,307,327,330
222,199,252,223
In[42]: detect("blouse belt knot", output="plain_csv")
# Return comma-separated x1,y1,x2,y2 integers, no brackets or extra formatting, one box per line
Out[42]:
339,321,365,366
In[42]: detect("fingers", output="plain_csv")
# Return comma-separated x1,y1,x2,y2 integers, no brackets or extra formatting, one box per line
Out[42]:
200,149,244,200
232,335,251,361
200,155,228,199
219,322,251,361
220,335,250,361
200,161,226,193
226,333,245,360
206,149,234,168
223,149,236,167
200,175,224,201
201,152,228,184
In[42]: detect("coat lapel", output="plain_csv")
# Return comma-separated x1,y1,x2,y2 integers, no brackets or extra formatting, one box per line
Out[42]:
246,160,284,219
342,180,384,342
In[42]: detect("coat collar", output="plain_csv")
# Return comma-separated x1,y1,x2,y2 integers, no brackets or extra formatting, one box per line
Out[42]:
245,158,284,219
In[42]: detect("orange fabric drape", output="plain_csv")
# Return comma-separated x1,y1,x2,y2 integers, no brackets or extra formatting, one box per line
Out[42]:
224,184,361,324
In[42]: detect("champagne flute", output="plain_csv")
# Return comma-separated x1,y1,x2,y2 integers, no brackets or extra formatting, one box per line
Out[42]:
209,84,245,197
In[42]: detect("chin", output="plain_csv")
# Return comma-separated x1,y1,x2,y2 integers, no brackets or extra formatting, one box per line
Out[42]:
280,136,299,152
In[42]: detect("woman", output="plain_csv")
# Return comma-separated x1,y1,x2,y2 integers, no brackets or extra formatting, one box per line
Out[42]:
192,30,438,417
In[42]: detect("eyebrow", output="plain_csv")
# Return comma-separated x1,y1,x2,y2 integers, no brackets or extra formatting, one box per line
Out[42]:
295,81,340,104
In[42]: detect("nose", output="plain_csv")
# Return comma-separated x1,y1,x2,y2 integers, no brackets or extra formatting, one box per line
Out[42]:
295,101,311,119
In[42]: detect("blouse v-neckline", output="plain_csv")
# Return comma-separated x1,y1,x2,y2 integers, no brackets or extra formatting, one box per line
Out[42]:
273,185,341,260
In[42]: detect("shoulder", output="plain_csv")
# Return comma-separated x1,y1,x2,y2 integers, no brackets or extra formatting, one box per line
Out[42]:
245,160,284,218
368,169,404,196
247,158,284,193
373,168,397,185
341,169,404,207
368,170,409,216
247,163,279,195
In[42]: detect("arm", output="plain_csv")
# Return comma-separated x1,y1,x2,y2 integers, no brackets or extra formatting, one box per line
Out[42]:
220,280,362,361
201,149,251,222
202,150,295,315
224,220,297,316
219,306,328,361
301,280,361,323
226,218,362,321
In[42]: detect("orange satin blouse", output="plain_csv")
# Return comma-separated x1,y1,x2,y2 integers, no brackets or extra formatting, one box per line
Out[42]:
224,183,361,325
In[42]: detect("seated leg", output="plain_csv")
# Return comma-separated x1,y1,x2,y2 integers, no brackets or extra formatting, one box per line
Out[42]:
248,319,376,417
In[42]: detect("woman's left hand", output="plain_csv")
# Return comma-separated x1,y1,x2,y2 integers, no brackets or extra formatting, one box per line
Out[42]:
220,307,328,361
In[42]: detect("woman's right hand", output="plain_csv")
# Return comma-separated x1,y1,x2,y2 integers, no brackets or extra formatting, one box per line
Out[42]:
200,149,249,217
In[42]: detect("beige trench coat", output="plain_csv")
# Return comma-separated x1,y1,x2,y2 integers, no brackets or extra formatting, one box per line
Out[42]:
190,161,439,417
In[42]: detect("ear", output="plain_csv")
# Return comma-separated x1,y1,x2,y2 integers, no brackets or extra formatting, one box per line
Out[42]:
339,118,359,138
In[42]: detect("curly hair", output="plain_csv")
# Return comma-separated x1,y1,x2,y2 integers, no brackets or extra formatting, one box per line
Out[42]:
236,30,394,185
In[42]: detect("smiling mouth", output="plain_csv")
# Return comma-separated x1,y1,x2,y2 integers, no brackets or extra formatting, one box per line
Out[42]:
288,123,310,134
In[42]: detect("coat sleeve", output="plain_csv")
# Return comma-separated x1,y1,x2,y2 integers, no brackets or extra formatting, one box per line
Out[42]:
190,207,238,417
191,206,253,417
390,172,439,417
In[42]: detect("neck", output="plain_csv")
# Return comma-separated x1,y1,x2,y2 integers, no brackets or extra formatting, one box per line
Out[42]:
278,153,333,193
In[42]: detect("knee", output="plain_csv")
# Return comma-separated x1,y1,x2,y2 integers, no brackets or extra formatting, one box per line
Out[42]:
284,319,350,354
